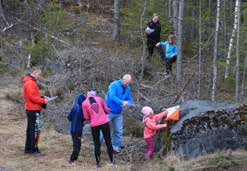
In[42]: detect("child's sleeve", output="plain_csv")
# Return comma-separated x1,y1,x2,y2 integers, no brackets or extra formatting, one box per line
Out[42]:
146,120,166,130
154,110,168,121
171,45,177,57
67,111,72,122
159,41,167,47
67,106,77,121
101,98,110,114
82,103,90,120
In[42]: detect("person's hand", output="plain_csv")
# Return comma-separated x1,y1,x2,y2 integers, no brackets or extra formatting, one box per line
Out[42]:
123,101,129,107
44,98,48,104
156,42,160,47
163,124,167,127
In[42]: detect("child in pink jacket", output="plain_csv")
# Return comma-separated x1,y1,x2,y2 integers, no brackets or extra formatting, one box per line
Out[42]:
142,106,168,159
82,91,114,167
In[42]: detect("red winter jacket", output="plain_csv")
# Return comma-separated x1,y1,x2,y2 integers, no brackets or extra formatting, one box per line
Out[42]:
143,110,168,139
23,75,45,111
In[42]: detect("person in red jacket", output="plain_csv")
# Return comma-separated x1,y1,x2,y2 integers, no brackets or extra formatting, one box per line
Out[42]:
23,69,48,156
82,91,114,168
142,106,167,160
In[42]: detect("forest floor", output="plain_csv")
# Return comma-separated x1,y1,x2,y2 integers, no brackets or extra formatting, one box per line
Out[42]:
0,77,247,171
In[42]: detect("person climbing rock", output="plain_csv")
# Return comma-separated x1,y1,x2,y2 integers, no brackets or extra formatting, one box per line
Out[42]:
156,33,177,76
142,106,168,160
68,93,86,164
82,91,114,168
145,14,161,63
23,69,48,157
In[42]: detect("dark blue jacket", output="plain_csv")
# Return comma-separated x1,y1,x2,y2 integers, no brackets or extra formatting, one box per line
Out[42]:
68,93,86,134
105,80,134,114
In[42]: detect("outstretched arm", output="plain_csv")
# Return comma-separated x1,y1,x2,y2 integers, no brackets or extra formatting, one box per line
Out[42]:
146,121,167,130
154,110,168,121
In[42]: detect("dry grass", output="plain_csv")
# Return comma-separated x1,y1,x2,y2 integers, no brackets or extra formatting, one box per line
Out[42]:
1,78,247,171
0,80,131,171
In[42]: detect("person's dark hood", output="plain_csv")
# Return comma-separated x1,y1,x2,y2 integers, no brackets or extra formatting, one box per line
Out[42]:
74,93,86,106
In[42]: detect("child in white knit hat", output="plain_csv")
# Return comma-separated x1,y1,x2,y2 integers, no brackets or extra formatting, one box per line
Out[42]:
141,106,168,159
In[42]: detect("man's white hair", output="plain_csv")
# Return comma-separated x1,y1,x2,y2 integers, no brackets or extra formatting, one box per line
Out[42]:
122,74,132,82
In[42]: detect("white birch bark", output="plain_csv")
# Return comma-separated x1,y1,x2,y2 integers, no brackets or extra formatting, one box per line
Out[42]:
211,0,220,101
225,0,240,79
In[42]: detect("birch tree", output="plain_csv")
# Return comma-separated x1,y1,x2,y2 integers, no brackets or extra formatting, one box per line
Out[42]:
112,0,120,40
198,0,202,98
241,54,247,100
211,0,220,101
176,0,184,82
225,0,240,79
235,0,241,101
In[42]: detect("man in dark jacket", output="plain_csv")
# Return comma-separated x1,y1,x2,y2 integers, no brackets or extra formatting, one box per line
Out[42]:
68,93,86,164
23,69,48,156
145,14,161,63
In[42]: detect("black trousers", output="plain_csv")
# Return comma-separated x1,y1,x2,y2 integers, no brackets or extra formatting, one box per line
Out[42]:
147,43,164,63
91,123,113,164
70,132,82,161
25,110,41,153
163,56,177,74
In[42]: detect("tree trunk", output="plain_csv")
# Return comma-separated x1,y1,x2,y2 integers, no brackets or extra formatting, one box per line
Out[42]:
222,0,227,55
0,0,8,26
112,0,120,40
198,0,202,98
225,0,240,79
241,53,247,101
172,0,178,36
137,0,147,103
176,0,184,83
27,32,34,69
211,0,220,101
235,0,241,102
168,0,172,22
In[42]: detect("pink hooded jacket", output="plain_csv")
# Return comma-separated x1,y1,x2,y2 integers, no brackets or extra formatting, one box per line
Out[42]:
82,95,110,127
143,110,168,139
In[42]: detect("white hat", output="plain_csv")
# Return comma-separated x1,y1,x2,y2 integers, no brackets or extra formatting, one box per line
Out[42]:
141,106,154,116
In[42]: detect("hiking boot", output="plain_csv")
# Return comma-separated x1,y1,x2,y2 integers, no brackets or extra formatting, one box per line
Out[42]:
30,151,46,157
24,150,32,154
69,160,76,165
164,72,171,78
113,150,120,154
96,162,101,168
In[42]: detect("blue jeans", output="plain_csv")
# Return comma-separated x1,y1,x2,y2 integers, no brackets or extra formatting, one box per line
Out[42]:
100,113,123,152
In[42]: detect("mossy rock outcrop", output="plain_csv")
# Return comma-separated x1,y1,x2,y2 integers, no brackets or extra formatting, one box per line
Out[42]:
156,100,247,159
